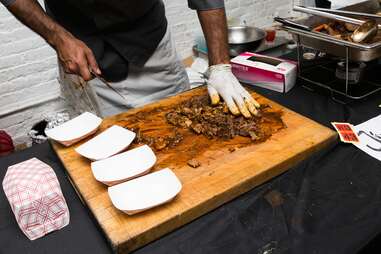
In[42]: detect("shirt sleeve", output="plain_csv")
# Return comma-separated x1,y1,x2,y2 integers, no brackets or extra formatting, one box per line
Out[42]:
1,0,16,6
188,0,225,10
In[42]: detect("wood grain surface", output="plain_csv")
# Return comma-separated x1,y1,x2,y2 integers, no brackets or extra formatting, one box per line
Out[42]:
52,87,337,253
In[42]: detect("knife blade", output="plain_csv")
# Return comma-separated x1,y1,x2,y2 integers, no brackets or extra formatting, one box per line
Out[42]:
90,70,129,103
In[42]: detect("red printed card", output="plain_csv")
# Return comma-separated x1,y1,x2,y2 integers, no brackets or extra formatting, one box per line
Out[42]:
331,122,360,144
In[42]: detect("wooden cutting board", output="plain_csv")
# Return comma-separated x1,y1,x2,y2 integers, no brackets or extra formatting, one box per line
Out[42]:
52,87,337,253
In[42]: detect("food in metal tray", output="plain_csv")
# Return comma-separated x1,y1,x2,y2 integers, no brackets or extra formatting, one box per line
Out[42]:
313,21,357,40
313,21,380,43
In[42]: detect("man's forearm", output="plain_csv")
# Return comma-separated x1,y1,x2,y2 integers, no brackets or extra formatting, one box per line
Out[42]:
197,8,230,66
5,0,100,80
7,0,68,48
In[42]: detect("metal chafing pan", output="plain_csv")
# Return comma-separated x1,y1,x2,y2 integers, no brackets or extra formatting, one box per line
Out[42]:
281,0,381,62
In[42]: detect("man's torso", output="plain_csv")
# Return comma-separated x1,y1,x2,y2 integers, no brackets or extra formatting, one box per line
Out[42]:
45,0,168,81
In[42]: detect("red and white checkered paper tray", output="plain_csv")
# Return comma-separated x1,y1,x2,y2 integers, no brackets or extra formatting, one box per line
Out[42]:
2,158,70,240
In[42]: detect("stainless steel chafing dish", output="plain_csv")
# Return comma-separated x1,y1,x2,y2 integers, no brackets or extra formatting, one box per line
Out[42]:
281,0,381,62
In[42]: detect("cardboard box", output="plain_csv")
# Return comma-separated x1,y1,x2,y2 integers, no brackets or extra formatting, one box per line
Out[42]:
231,52,297,93
2,158,70,240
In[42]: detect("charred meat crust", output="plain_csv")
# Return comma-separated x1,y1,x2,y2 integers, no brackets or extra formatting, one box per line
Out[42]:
165,95,285,142
128,95,285,152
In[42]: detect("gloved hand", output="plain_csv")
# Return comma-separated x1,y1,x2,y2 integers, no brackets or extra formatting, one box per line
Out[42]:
207,64,260,118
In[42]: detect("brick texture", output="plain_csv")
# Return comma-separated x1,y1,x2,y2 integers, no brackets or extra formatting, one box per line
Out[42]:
0,0,296,147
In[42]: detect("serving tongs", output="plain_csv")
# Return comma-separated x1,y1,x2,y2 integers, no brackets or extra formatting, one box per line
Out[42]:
293,5,379,43
306,6,381,20
294,5,381,28
274,16,311,31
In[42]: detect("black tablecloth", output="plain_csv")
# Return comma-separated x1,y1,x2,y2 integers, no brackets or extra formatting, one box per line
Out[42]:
132,83,381,254
1,75,381,254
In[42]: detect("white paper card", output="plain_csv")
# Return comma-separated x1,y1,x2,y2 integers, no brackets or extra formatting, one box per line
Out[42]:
353,115,381,161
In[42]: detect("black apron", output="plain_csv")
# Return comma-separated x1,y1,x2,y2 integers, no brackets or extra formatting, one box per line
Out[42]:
44,0,167,82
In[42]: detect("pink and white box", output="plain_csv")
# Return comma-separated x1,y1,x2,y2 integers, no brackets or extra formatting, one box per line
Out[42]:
231,52,298,93
2,158,70,240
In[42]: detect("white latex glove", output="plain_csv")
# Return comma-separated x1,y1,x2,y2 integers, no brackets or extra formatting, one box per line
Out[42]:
207,64,260,118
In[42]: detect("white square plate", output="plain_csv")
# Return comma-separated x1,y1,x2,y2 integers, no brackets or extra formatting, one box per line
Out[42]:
108,168,182,215
91,145,156,186
45,112,102,146
75,125,136,161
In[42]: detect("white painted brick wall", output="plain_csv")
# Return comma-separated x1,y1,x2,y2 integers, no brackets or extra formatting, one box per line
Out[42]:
0,0,296,147
164,0,297,59
0,1,68,147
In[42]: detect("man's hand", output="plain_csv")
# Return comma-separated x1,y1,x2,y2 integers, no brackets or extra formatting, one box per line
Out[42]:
197,8,261,117
51,31,100,81
6,0,100,81
207,64,260,118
